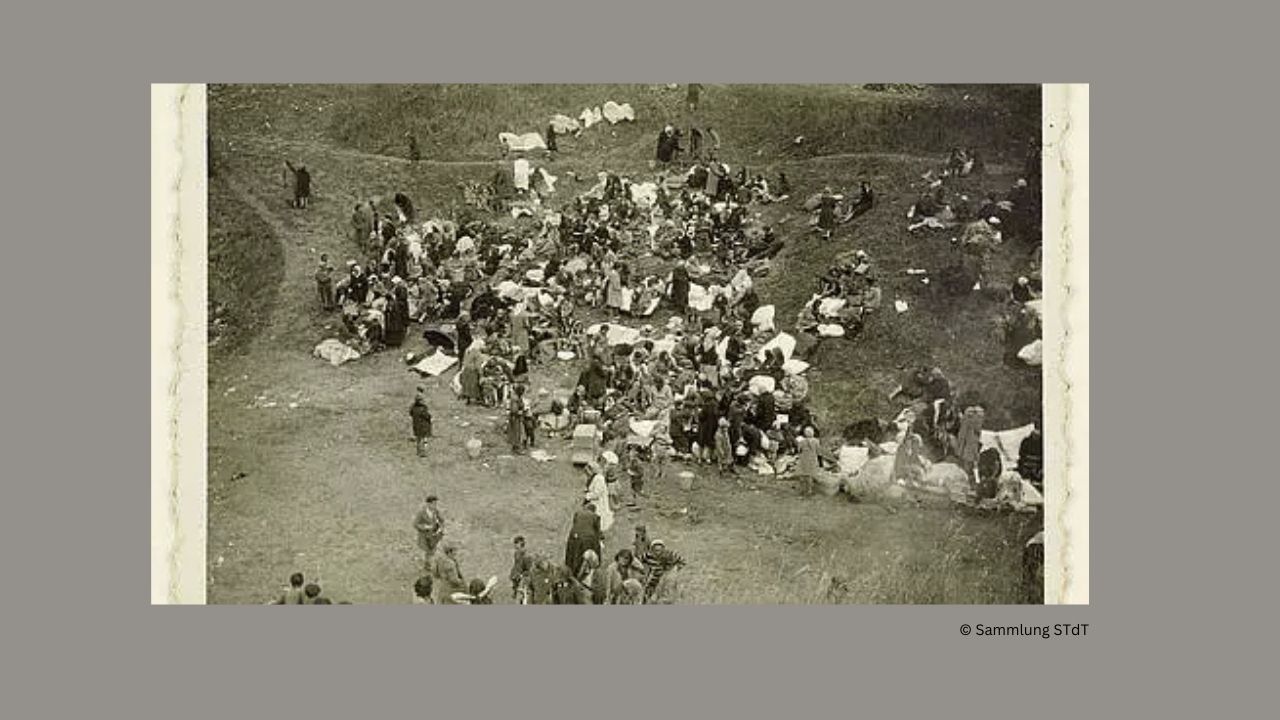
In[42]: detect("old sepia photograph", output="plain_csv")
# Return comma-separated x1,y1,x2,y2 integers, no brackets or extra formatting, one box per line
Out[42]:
170,83,1082,604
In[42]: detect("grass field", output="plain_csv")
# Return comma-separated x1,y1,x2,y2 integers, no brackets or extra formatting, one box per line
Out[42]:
206,84,1043,604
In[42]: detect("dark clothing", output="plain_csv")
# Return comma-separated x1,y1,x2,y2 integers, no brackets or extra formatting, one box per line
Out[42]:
1016,431,1044,485
455,321,473,360
670,266,691,310
564,509,603,576
656,132,678,163
410,399,433,438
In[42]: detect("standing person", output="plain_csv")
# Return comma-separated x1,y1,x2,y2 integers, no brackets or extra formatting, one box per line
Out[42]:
455,311,474,361
669,260,691,314
564,500,603,576
432,544,466,604
272,573,306,604
509,302,531,356
714,417,734,475
458,336,486,406
817,188,838,238
507,383,529,453
585,464,615,532
284,160,311,209
546,123,558,157
315,254,335,311
510,536,533,603
409,387,433,458
605,264,624,315
686,83,703,114
407,131,421,164
413,495,445,568
385,277,410,347
697,392,720,463
795,426,821,496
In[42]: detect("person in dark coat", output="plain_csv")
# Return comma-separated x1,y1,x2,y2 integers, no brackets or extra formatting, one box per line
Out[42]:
410,387,433,457
454,312,473,361
284,161,311,208
697,393,720,462
394,192,416,223
385,278,410,347
564,501,603,576
669,260,691,313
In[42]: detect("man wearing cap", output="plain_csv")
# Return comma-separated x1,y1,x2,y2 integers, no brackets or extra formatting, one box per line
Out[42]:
413,495,445,568
409,387,433,458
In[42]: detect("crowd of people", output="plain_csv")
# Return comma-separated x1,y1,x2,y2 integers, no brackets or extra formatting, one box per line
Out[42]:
275,95,1044,605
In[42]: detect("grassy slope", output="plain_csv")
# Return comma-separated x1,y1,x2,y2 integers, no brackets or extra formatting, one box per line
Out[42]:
207,174,284,351
205,85,1043,603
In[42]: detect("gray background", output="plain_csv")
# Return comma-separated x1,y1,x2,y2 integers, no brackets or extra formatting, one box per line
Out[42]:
4,1,1273,716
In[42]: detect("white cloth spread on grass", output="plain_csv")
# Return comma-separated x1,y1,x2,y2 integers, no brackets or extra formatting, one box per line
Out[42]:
498,132,547,152
314,339,360,366
586,323,642,347
412,351,458,377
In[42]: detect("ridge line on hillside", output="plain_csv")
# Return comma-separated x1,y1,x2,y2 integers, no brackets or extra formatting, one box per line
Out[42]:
219,132,943,167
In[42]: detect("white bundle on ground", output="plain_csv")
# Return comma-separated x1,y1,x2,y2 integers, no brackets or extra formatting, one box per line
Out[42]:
757,332,797,361
313,339,360,366
538,167,558,193
513,158,532,191
602,100,636,124
579,106,604,128
781,358,810,375
687,283,714,311
817,324,846,337
498,132,547,152
629,181,658,207
980,424,1036,470
549,114,580,134
1017,339,1043,366
750,305,776,334
817,297,846,317
748,375,776,395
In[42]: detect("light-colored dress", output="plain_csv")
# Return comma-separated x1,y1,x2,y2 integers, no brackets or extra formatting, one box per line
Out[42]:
585,472,615,532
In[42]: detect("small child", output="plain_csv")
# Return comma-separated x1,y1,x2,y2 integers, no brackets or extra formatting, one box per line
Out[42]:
315,254,335,311
302,583,324,605
274,572,305,604
467,578,493,605
625,446,645,508
714,417,734,475
510,536,532,603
